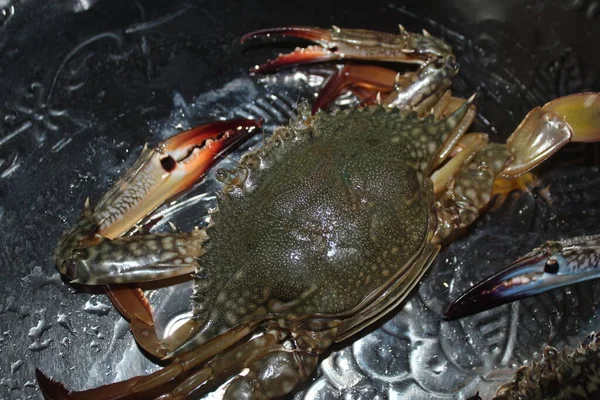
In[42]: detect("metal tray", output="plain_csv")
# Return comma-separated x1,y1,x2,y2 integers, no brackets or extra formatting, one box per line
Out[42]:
1,0,599,399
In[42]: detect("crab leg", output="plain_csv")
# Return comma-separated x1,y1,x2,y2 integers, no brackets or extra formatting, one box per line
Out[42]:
51,120,261,360
446,235,600,318
382,56,457,110
431,93,600,243
310,58,458,113
311,64,398,112
103,285,203,359
35,320,262,400
36,321,324,400
55,119,261,285
431,132,489,194
243,25,459,114
433,93,600,317
242,25,454,73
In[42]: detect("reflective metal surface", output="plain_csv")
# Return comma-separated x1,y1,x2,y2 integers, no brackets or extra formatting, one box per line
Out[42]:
1,0,599,399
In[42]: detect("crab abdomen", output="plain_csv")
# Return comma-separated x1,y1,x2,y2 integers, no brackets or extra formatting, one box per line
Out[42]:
193,107,434,335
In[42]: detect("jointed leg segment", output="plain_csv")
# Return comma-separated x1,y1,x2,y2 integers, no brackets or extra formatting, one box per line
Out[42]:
431,93,600,243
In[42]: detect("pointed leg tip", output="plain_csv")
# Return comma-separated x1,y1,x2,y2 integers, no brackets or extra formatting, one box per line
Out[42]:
248,46,335,74
241,26,331,44
444,301,495,320
445,289,506,320
240,31,259,44
242,26,336,73
444,303,466,320
240,27,289,44
248,61,280,74
36,369,72,400
241,28,283,44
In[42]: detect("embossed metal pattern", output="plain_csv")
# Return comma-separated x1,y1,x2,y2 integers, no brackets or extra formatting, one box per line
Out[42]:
0,0,599,399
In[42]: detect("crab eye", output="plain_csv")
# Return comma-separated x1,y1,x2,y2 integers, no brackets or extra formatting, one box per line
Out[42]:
543,257,559,274
65,260,79,280
433,58,444,68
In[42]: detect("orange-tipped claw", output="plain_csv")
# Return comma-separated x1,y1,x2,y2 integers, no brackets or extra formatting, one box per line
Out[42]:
242,25,454,73
95,119,261,239
241,26,332,45
242,26,337,73
251,46,339,73
54,120,258,284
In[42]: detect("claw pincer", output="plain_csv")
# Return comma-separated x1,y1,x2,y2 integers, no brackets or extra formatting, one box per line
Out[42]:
55,119,261,284
242,25,453,73
243,25,459,114
447,235,600,319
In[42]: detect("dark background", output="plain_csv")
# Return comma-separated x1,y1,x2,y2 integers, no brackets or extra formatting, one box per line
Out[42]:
0,0,599,399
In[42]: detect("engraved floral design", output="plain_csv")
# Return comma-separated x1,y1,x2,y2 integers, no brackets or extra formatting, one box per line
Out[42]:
0,82,68,178
2,83,67,144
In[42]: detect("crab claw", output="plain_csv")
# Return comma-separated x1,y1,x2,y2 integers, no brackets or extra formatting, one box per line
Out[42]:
54,119,261,283
242,25,453,73
446,235,600,319
242,26,342,73
94,119,261,239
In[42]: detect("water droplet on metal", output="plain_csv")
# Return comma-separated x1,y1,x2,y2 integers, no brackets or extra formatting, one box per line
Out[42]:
27,337,52,352
57,312,75,334
0,376,19,391
10,359,22,374
28,309,51,338
83,297,111,316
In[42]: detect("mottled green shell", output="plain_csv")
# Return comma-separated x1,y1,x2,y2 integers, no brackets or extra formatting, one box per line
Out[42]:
192,106,454,338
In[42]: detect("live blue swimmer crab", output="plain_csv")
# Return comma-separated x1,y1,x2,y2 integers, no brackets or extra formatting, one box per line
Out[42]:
36,25,600,399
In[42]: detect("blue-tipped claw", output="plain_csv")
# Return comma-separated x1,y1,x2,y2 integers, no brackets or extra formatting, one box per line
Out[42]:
445,234,600,319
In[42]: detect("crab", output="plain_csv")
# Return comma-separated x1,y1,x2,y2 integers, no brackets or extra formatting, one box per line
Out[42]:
36,25,600,400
